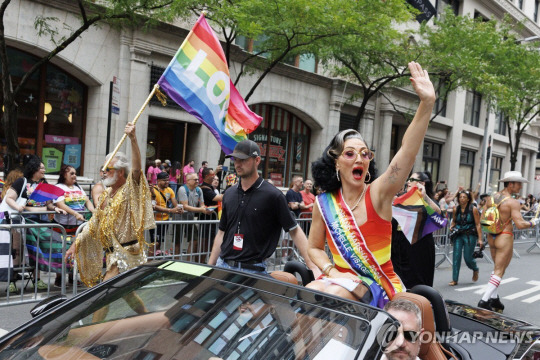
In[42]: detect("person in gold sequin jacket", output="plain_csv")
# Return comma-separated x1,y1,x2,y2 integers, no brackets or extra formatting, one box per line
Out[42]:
65,122,156,288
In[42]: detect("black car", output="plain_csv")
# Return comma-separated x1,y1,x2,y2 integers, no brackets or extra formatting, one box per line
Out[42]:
0,260,539,359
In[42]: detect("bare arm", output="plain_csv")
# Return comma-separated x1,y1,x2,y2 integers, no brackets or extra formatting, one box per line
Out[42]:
473,207,484,246
370,62,436,219
511,201,535,229
125,122,142,182
4,188,25,212
208,229,224,265
56,200,85,221
289,226,321,278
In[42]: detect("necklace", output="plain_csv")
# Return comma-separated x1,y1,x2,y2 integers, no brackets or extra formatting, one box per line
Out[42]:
349,185,367,211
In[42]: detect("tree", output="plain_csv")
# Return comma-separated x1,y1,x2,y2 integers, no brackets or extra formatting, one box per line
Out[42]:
422,10,540,170
0,0,185,173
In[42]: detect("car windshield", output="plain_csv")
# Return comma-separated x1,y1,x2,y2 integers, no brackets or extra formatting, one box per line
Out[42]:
0,262,375,360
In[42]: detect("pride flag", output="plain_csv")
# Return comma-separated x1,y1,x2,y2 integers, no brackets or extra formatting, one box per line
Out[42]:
28,183,65,203
392,186,447,244
157,13,262,154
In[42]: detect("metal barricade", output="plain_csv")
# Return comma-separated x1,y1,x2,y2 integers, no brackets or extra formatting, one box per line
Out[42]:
0,220,69,306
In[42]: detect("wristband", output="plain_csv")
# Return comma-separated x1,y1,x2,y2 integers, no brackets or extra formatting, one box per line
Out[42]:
321,263,334,276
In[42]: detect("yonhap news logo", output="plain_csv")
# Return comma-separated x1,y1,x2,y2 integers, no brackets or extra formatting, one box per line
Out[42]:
377,323,537,347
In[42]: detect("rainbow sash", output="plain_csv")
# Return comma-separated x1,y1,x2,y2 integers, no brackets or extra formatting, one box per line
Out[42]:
317,190,401,306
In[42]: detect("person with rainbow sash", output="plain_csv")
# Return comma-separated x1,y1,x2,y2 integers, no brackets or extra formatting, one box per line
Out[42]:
306,62,435,308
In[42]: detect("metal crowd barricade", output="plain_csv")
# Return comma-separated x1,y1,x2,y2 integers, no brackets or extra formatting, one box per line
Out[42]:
0,218,69,307
434,225,452,268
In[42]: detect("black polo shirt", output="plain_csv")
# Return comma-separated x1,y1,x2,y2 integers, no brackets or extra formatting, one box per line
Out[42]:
219,176,297,262
201,181,218,206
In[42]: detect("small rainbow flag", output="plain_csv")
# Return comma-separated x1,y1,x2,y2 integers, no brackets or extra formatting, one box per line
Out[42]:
392,186,447,244
0,179,4,186
157,13,263,155
28,183,65,203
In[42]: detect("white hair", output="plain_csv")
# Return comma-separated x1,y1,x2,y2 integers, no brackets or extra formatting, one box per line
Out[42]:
106,151,130,176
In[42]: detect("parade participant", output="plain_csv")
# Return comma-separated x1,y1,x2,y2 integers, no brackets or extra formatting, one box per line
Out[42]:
208,139,319,276
448,190,482,286
65,122,155,287
478,171,537,312
306,62,435,307
91,167,105,206
381,299,423,360
392,171,441,288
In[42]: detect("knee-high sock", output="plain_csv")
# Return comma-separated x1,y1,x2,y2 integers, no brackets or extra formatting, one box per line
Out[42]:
489,272,499,299
482,274,501,302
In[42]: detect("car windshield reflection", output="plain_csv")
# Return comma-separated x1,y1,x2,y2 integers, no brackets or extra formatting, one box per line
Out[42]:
1,266,372,360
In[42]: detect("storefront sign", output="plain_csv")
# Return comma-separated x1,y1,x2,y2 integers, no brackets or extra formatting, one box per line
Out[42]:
112,76,120,115
259,144,286,161
42,147,63,173
270,173,283,187
64,144,81,169
252,134,283,146
45,135,79,145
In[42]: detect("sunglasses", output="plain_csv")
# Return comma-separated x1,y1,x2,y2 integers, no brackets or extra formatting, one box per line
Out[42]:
386,329,420,343
340,147,374,161
407,177,422,182
104,167,117,172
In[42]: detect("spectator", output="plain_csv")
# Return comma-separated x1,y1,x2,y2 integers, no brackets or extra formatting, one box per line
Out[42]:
208,139,318,276
151,172,183,249
177,172,211,260
200,167,223,260
1,168,23,202
147,159,162,185
53,164,95,287
212,175,220,196
286,175,305,217
448,190,482,286
198,160,208,184
225,173,238,189
168,161,182,192
5,155,67,290
300,179,315,214
183,159,195,184
381,299,423,360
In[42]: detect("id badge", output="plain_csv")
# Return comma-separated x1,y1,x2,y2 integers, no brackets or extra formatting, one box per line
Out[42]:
233,234,244,250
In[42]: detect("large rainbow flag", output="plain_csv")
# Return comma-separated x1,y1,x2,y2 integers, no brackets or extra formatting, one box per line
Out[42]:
392,186,447,244
157,13,263,154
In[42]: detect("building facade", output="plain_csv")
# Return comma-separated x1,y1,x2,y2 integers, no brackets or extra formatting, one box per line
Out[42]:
2,0,540,195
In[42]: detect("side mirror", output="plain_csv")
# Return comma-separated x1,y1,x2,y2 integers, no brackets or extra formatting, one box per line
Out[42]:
30,294,68,318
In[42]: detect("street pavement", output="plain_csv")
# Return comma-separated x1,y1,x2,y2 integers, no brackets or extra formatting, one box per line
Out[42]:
1,241,540,336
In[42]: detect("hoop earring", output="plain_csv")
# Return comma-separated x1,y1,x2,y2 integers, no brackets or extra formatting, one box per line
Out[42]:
336,169,341,182
365,171,371,183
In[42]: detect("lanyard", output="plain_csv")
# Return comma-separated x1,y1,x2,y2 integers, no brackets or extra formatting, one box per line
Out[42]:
236,188,254,234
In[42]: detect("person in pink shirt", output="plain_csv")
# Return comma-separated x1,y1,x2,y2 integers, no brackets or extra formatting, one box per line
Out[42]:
300,178,315,214
147,159,162,185
198,161,208,184
183,159,195,183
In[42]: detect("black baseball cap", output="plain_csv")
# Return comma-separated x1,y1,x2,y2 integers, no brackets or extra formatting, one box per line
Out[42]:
225,140,260,159
157,172,169,180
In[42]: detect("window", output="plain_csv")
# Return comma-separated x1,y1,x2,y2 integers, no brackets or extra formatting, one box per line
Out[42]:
458,149,475,189
432,79,448,117
435,0,459,15
0,47,87,174
423,141,442,182
535,0,539,22
464,91,482,127
339,113,356,132
249,104,311,187
390,125,399,160
489,156,503,192
518,0,524,10
495,112,507,136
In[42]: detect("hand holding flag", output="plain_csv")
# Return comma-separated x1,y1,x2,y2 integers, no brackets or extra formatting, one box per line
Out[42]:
29,183,65,203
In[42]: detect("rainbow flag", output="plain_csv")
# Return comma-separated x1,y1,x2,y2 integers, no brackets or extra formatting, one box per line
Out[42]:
157,13,263,155
392,186,447,244
28,183,65,203
0,179,4,186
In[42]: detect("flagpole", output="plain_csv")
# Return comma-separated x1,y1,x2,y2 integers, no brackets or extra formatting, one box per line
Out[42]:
102,84,159,171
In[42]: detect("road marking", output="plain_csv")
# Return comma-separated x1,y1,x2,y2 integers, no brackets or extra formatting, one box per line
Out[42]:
503,280,540,300
0,328,7,337
455,277,519,294
523,293,540,304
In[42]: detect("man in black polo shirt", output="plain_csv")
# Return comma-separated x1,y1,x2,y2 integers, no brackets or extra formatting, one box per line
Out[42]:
208,139,319,276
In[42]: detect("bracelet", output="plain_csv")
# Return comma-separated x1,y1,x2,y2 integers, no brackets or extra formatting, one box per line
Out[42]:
321,263,334,276
530,220,535,228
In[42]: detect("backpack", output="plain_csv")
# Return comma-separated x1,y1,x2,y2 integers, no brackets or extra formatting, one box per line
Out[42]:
181,184,202,206
480,196,510,234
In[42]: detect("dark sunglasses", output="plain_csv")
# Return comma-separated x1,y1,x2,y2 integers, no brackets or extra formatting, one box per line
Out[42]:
386,329,420,343
104,167,117,172
407,177,422,182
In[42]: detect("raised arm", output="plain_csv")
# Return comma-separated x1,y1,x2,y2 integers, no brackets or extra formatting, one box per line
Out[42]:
125,122,142,181
370,62,435,216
